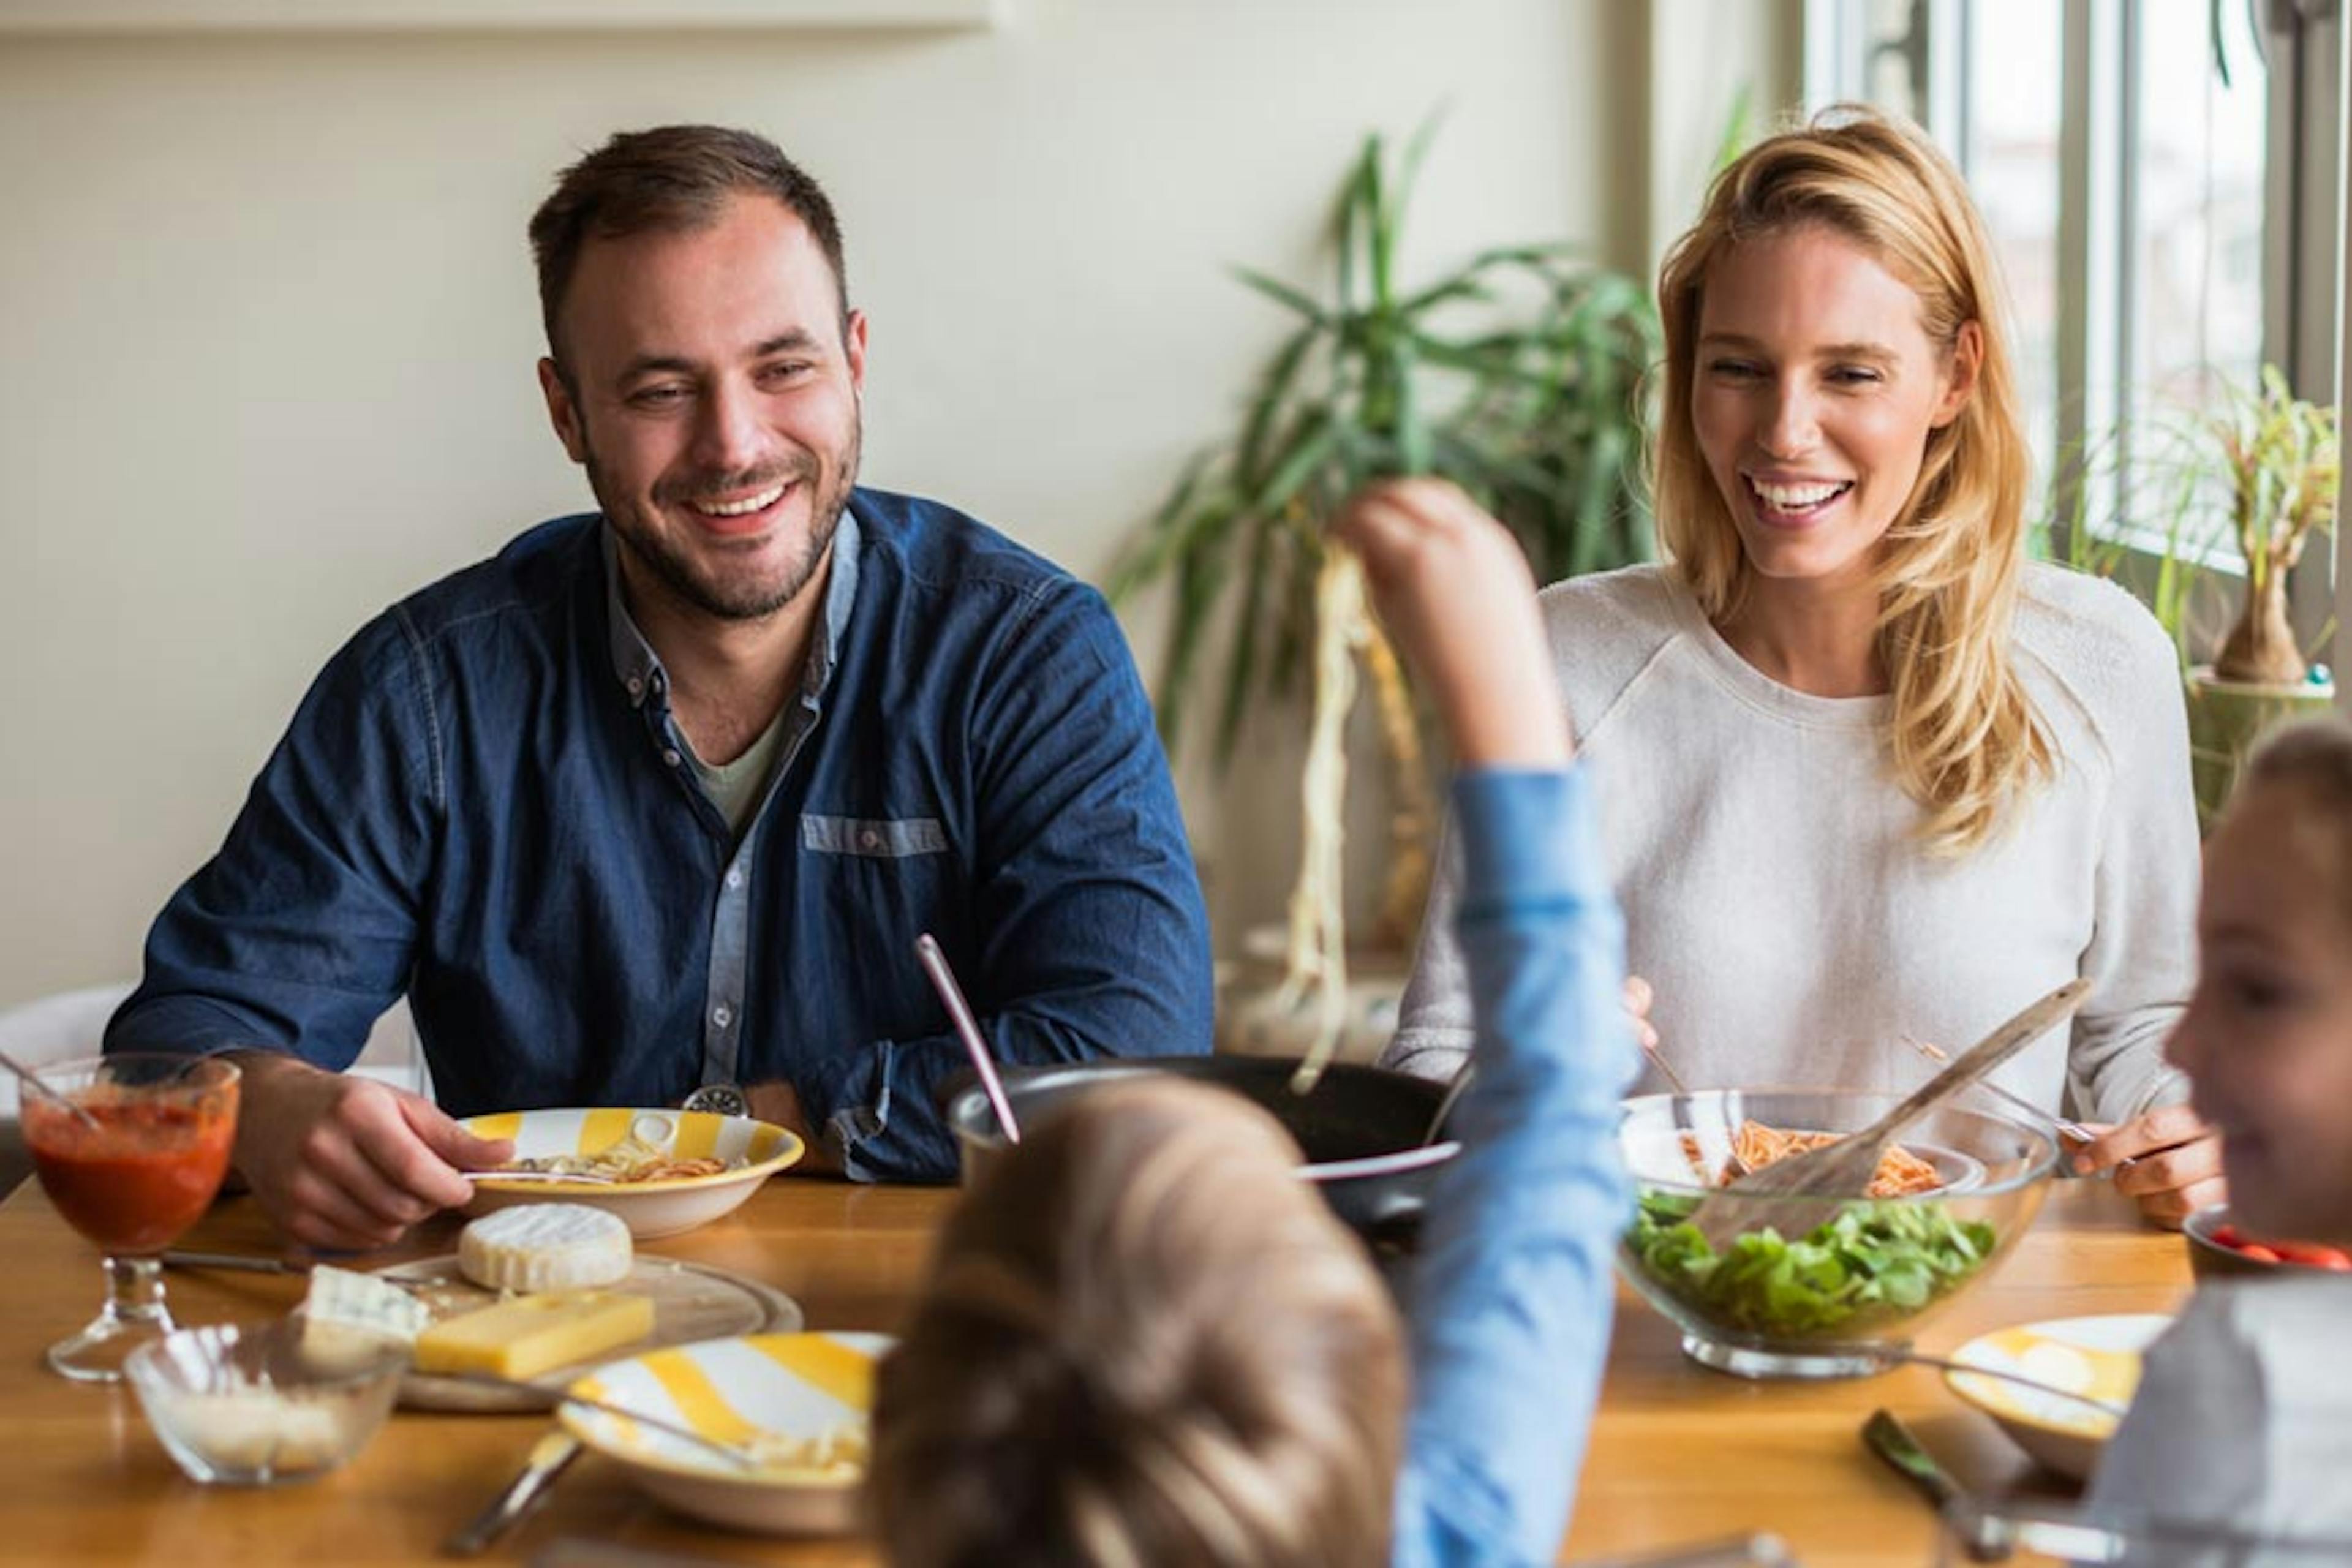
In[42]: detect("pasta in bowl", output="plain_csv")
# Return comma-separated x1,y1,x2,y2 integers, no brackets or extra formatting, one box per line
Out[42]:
1618,1089,2054,1379
460,1109,804,1239
559,1331,888,1536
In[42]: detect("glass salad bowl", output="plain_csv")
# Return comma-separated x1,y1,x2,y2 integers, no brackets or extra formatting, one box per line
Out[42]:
1617,1089,2057,1379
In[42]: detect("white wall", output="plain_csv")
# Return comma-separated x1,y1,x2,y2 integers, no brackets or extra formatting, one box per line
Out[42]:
0,0,1757,1009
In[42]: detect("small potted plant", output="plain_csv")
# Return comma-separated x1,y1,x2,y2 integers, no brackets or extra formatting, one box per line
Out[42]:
2185,366,2339,823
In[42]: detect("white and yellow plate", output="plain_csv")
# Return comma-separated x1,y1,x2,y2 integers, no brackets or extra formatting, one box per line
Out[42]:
460,1107,804,1239
1943,1313,2168,1480
562,1332,890,1536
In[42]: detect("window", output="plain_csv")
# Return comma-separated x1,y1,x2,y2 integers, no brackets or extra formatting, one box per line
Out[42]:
1804,0,2344,629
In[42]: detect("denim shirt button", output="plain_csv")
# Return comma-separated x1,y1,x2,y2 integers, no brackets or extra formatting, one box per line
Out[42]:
725,868,744,889
710,1004,733,1028
662,748,682,767
859,827,881,850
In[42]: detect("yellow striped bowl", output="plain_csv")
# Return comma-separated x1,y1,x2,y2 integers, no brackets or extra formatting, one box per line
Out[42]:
459,1107,804,1239
561,1332,889,1535
1942,1313,2166,1480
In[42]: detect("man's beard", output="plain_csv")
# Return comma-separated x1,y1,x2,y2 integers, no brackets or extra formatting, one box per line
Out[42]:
591,420,861,624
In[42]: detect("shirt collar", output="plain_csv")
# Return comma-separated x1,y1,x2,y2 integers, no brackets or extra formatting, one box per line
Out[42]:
601,503,864,710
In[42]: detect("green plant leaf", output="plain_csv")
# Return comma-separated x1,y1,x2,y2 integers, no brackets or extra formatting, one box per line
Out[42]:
1214,508,1284,766
1236,322,1326,487
1231,265,1330,325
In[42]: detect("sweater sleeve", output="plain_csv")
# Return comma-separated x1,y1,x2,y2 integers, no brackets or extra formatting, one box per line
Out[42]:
2065,600,2198,1123
1380,810,1474,1084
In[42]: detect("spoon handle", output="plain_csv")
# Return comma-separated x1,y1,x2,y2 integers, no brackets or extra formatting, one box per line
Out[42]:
1423,1063,1476,1145
916,932,1022,1144
0,1047,103,1131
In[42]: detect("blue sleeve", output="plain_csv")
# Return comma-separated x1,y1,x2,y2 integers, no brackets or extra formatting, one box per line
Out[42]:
1392,767,1637,1567
817,581,1214,1181
105,611,434,1069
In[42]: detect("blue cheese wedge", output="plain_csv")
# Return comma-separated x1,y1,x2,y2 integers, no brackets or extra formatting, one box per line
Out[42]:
300,1264,432,1373
458,1203,634,1292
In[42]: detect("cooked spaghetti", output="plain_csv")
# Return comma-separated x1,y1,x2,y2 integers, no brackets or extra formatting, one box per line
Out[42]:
1681,1120,1943,1198
509,1133,742,1185
1281,546,1371,1097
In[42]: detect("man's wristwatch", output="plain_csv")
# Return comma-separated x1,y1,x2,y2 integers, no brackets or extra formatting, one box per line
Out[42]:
680,1083,748,1117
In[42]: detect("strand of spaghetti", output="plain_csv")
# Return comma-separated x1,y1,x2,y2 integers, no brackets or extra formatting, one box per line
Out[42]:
1286,547,1368,1096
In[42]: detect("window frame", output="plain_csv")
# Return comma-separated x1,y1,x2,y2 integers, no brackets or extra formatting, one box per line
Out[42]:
1803,0,2345,663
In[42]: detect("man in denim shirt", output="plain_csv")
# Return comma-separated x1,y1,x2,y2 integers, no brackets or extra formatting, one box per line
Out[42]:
107,126,1211,1250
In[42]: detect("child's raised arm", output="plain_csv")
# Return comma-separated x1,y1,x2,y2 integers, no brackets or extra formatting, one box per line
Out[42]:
1331,478,1570,770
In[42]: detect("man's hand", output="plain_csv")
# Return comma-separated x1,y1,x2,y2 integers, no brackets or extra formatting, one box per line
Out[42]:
2070,1103,2226,1229
747,1080,841,1175
1330,478,1571,769
227,1052,512,1251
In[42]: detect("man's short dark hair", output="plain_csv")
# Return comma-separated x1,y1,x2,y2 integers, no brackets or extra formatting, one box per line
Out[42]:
528,124,848,366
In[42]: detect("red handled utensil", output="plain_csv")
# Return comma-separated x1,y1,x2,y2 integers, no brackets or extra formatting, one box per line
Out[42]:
915,933,1020,1145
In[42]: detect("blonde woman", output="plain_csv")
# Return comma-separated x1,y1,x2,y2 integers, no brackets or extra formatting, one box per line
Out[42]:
1384,108,2222,1224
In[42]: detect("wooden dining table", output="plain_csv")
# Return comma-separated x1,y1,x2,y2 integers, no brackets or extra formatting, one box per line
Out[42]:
0,1172,2188,1567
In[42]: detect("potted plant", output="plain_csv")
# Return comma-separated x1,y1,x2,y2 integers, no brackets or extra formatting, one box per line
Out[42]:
2178,367,2340,824
1106,123,1658,1062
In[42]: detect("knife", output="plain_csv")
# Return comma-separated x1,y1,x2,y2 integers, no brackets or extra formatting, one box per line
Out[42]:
1861,1409,2008,1564
443,1428,582,1557
160,1248,309,1275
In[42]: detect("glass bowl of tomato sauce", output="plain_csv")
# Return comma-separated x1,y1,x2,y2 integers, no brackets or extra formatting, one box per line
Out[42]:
22,1054,239,1382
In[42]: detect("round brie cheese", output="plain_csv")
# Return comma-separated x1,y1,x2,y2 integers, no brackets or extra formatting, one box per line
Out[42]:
458,1203,633,1292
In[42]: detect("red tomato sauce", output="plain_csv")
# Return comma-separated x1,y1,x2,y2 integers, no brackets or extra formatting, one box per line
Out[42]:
26,1096,236,1254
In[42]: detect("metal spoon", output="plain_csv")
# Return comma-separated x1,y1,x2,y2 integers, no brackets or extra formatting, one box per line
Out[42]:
915,932,1020,1144
467,1169,619,1186
1642,1042,1749,1179
1422,1063,1476,1147
0,1048,101,1131
437,1375,770,1472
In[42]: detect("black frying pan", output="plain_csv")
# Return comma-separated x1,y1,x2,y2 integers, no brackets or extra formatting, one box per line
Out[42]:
943,1055,1457,1256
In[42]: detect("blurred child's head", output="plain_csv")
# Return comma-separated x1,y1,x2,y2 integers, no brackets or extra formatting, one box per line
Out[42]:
2169,720,2352,1242
869,1077,1407,1567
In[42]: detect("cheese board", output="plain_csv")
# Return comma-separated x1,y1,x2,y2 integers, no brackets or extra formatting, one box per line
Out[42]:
375,1254,802,1412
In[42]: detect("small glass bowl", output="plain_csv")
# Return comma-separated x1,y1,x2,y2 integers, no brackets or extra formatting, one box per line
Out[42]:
1617,1088,2056,1379
124,1321,404,1485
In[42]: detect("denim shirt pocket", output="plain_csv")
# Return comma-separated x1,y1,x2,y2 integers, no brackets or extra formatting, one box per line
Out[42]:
802,814,950,858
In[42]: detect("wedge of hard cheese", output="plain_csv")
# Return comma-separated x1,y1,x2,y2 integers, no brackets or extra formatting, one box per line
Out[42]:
412,1289,655,1380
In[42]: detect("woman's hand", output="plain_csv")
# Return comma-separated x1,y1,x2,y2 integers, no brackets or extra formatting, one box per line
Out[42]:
1623,974,1659,1052
2069,1103,2226,1228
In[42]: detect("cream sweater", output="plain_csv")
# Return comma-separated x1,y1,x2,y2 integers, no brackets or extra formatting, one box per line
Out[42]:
1384,562,2197,1123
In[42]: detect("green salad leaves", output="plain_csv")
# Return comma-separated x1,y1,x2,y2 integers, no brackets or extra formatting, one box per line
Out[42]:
1626,1191,1998,1338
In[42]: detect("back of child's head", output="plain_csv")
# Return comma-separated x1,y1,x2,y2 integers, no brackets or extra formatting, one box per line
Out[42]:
869,1076,1407,1567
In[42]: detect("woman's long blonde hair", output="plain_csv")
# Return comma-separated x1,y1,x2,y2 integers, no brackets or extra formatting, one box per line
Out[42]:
1654,107,2049,855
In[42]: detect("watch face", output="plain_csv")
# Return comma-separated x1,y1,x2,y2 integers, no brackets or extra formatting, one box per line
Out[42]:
682,1084,749,1118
